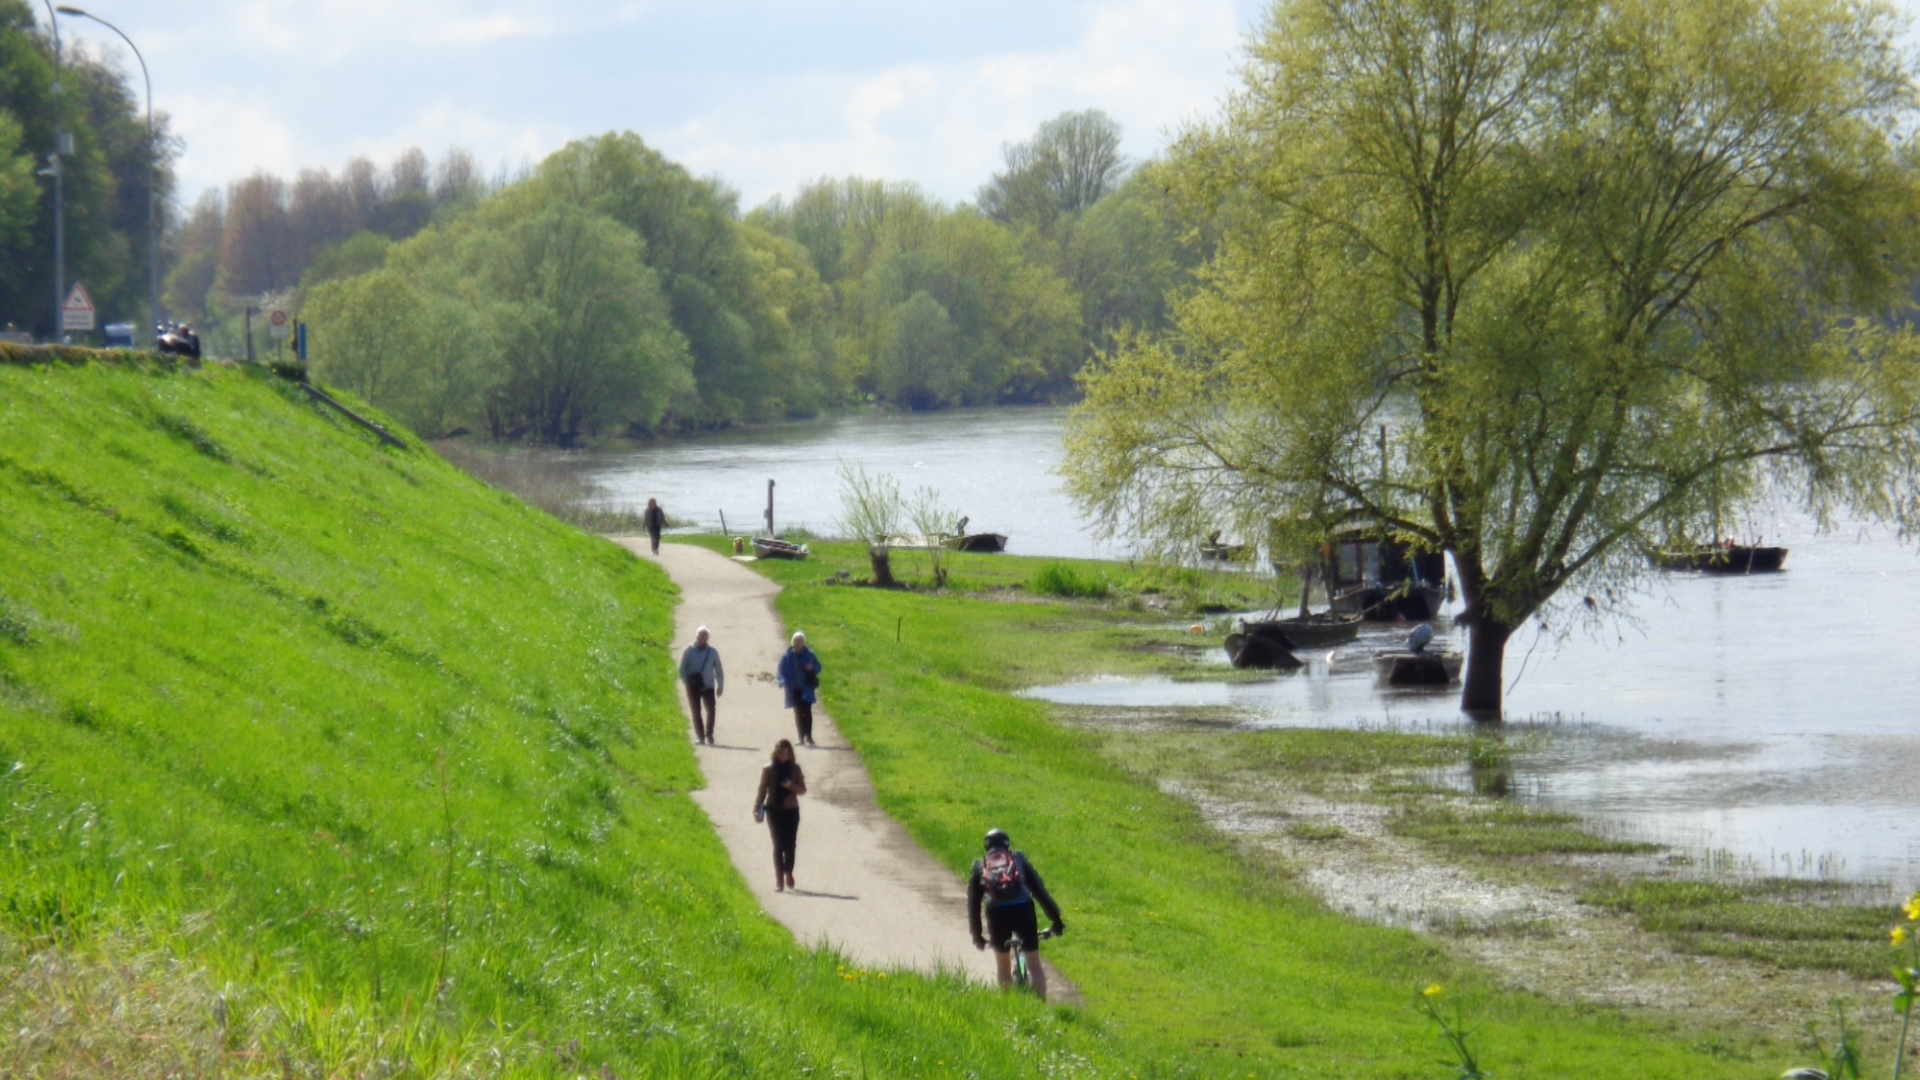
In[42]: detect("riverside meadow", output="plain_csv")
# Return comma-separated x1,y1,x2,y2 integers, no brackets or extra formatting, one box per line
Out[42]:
3,354,1916,1077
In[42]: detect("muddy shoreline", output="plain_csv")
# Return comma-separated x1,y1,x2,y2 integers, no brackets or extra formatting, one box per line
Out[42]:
1076,706,1914,1070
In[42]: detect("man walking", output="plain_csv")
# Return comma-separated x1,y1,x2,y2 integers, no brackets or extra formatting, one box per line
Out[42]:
643,498,667,555
679,626,725,744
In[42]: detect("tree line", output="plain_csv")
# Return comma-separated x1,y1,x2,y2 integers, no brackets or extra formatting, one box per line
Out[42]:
294,113,1201,444
0,0,174,338
0,0,1199,441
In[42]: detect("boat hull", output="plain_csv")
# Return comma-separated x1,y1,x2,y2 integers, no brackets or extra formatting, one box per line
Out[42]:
1242,613,1362,648
751,537,810,560
1372,650,1462,686
1651,545,1787,573
1223,633,1302,670
948,533,1008,553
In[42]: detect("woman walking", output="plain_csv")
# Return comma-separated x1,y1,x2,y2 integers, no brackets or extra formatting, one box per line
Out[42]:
753,739,807,891
776,631,823,746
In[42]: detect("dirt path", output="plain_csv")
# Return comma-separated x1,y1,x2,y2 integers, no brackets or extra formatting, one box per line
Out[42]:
617,539,1073,999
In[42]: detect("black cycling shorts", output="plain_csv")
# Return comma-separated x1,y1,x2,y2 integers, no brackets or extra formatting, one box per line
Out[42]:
984,900,1040,953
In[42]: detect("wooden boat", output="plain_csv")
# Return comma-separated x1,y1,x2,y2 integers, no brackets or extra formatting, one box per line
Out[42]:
1651,544,1787,574
1325,528,1450,622
948,532,1008,553
751,536,810,560
1247,611,1363,648
1199,531,1249,562
1223,629,1302,670
1371,649,1463,686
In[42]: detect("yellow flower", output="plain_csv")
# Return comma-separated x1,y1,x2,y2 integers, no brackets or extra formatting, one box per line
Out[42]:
1423,983,1444,1000
1895,926,1911,946
1904,895,1920,923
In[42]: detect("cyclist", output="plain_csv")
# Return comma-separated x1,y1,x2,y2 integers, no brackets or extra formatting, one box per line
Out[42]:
967,828,1065,997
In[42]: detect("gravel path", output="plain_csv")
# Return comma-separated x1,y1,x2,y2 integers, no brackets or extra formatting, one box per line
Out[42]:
618,540,1073,999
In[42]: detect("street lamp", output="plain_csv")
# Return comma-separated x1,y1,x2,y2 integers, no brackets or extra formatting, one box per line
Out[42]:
58,5,157,341
39,0,64,341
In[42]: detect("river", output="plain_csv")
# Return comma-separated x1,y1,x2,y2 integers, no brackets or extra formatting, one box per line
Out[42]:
556,405,1920,893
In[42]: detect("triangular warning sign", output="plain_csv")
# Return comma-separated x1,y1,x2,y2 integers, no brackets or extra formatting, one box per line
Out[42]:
61,281,96,331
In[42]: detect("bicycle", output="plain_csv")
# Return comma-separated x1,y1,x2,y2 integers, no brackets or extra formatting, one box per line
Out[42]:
1006,927,1056,993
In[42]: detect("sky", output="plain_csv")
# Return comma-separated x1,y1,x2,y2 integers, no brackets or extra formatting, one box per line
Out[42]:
38,0,1272,213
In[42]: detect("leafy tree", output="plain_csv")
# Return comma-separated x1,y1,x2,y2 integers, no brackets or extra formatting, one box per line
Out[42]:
874,291,962,409
304,266,485,438
1061,169,1197,348
0,110,35,253
1065,0,1920,716
297,231,393,299
66,42,177,325
0,1,171,337
537,132,802,426
467,196,692,444
161,190,221,326
979,110,1129,230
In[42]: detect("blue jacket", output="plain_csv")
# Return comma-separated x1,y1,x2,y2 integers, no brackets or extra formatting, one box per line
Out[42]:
777,647,821,707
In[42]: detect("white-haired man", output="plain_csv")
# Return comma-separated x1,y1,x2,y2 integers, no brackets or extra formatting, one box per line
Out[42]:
678,626,725,744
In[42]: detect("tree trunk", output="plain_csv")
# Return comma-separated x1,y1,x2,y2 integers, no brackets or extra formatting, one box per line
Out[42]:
868,545,896,588
1460,616,1511,718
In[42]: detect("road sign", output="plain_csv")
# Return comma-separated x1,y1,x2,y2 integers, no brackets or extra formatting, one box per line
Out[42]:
268,308,290,342
61,282,95,332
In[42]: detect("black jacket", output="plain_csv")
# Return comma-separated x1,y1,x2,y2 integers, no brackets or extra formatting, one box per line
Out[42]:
966,851,1063,940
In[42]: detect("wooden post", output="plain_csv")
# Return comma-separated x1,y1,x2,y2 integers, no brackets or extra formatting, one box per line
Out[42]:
765,479,775,538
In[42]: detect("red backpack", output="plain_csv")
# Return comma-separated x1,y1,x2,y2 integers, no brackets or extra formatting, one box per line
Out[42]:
981,848,1024,900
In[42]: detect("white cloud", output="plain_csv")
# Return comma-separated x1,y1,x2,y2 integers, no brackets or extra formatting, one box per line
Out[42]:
167,92,304,193
62,0,1264,207
656,0,1248,206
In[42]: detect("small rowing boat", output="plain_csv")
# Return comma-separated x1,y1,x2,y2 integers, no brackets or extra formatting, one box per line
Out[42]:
1371,650,1462,686
751,536,810,560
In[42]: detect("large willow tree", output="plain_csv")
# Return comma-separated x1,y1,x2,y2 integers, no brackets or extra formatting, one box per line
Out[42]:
1066,0,1920,715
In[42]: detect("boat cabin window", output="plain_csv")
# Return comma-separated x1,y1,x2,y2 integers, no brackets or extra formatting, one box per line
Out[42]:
1335,540,1382,586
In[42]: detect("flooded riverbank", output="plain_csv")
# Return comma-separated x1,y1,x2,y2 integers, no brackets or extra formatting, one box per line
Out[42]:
524,407,1920,893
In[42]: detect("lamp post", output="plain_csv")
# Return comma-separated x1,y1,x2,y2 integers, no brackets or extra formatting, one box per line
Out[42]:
58,5,156,341
38,0,65,341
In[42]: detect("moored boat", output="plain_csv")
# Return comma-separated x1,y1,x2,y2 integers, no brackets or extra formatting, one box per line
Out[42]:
1223,631,1303,670
751,536,810,560
1651,544,1787,574
1371,650,1463,686
948,532,1009,553
1245,611,1363,648
1324,528,1450,622
1198,530,1250,562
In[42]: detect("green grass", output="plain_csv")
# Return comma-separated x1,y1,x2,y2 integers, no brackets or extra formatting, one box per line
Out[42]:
690,533,1285,615
1389,804,1662,858
726,545,1792,1079
1031,561,1112,599
1582,880,1903,980
0,358,1179,1079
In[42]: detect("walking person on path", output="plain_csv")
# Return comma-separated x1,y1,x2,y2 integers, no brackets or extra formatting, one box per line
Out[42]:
643,498,667,555
776,631,823,746
679,626,725,744
968,828,1065,998
754,739,808,891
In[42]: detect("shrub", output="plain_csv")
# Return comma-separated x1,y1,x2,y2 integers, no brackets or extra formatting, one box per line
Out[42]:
1031,562,1109,599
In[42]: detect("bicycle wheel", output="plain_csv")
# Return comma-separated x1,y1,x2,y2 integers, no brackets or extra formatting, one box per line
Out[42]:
1010,936,1030,989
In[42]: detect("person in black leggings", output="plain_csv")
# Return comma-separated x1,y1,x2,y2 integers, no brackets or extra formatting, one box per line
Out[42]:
753,739,808,891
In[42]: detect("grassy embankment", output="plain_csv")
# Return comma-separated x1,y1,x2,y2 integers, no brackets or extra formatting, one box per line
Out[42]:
0,356,1177,1079
699,536,1911,1078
